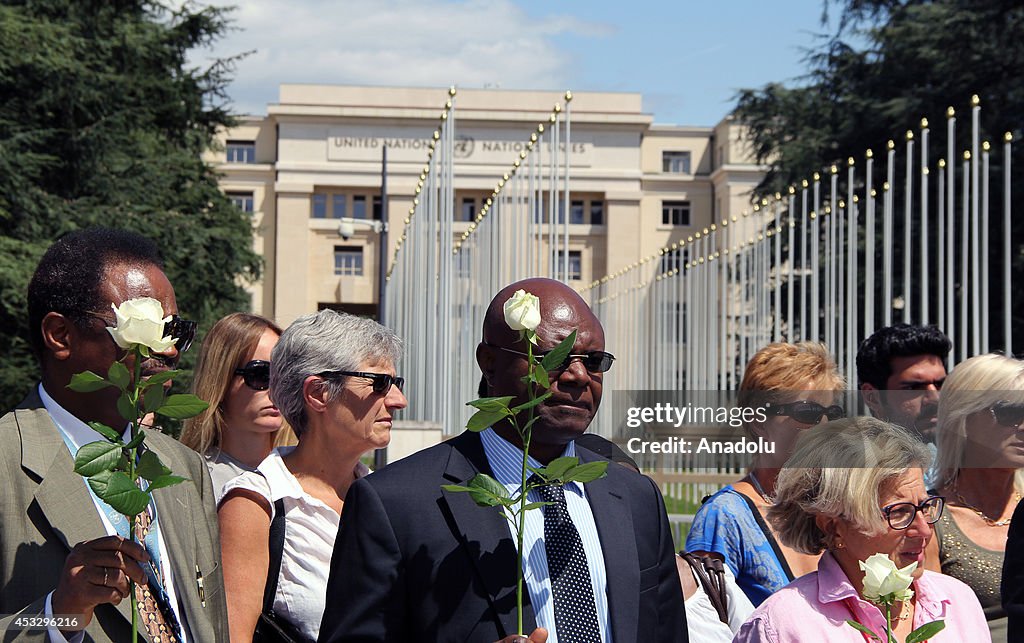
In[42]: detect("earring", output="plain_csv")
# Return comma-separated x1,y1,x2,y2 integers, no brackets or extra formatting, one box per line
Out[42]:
835,541,845,549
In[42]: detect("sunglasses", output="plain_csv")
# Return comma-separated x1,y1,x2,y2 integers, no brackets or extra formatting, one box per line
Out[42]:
764,400,845,425
234,360,271,391
85,311,197,353
990,401,1024,428
881,495,944,530
486,344,616,374
317,370,405,394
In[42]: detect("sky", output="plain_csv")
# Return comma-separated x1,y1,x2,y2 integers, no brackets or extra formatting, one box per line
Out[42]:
190,0,845,127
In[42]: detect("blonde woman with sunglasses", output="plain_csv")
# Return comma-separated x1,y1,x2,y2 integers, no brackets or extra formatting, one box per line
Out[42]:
927,353,1024,643
181,313,290,501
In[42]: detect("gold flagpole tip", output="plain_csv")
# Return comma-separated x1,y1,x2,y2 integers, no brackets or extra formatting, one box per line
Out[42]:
866,149,873,158
848,156,855,166
565,90,573,101
549,114,557,123
947,106,955,118
1006,132,1014,142
963,150,971,160
870,189,877,197
813,172,821,181
449,86,457,96
553,104,561,113
538,124,545,133
983,141,990,152
887,140,895,150
882,182,890,191
853,194,859,203
789,186,796,194
938,158,946,168
774,192,782,200
802,179,809,188
971,94,980,107
906,130,913,140
921,117,929,128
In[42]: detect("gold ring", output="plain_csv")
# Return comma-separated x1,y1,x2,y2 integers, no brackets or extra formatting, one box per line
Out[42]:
103,567,109,586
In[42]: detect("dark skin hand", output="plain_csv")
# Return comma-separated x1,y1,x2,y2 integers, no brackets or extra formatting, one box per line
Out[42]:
51,536,150,628
495,628,548,643
476,277,606,464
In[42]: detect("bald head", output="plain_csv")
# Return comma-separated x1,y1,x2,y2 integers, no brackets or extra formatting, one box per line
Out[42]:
482,277,602,348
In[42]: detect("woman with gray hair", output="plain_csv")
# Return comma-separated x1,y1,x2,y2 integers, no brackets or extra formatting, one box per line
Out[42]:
217,309,407,643
734,417,989,642
926,353,1024,642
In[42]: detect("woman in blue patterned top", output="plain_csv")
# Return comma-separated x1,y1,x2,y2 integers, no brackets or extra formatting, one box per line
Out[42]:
685,342,845,605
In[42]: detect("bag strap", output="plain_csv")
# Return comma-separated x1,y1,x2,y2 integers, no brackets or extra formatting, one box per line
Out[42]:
734,491,796,581
680,552,730,625
262,498,287,613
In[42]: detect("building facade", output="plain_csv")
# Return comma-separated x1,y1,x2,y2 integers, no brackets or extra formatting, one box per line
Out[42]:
211,84,765,325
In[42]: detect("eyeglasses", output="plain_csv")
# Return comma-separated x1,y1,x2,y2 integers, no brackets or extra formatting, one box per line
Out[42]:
84,311,197,353
763,400,845,425
234,360,271,391
990,401,1024,428
881,495,944,530
316,370,405,394
486,344,616,374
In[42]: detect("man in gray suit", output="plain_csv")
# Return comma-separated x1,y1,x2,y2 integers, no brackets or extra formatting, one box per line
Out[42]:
0,228,228,642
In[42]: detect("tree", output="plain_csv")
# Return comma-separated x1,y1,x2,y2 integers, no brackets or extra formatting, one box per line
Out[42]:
0,0,259,412
733,0,1024,342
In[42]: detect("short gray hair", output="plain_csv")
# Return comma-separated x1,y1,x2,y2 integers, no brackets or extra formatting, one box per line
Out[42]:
269,309,403,437
768,416,931,555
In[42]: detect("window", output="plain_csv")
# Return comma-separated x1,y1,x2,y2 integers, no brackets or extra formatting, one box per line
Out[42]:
334,246,363,276
226,141,256,164
659,248,690,273
227,191,254,213
332,195,347,219
662,200,691,226
353,195,367,220
570,200,585,225
662,151,691,174
590,201,604,225
311,194,328,218
460,198,476,222
372,196,382,220
556,250,583,281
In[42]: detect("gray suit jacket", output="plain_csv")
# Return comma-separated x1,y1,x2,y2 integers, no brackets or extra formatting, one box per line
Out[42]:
0,389,228,642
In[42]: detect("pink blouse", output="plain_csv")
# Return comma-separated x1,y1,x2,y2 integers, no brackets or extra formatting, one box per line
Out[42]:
733,551,991,642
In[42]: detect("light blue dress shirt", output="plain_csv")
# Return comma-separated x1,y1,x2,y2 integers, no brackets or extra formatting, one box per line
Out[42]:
479,428,611,643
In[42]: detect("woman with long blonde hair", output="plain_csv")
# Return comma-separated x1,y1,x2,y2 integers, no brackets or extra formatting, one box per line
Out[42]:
181,312,292,499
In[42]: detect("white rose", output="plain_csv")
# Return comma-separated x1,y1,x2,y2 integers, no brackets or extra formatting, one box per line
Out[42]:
503,289,541,332
858,553,916,604
107,297,176,353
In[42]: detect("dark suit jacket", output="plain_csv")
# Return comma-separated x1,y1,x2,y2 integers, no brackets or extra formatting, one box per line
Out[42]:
1002,499,1024,642
318,431,687,642
0,389,229,642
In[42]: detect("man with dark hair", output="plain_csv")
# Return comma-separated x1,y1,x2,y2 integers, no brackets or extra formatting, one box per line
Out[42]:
319,277,687,643
0,228,228,641
855,323,951,442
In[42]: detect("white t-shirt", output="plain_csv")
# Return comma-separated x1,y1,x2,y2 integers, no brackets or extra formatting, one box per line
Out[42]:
221,447,369,642
682,557,754,643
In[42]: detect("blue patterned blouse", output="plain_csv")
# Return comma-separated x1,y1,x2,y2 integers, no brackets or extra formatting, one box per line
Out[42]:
684,485,793,606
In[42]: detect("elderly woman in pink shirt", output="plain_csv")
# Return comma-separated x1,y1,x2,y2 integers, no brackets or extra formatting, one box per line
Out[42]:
734,417,990,642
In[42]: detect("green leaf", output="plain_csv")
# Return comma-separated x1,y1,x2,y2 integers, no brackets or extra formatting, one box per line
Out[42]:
87,421,123,443
136,450,171,482
146,474,187,491
141,370,179,388
67,371,116,393
441,484,475,494
522,501,550,512
845,620,880,641
466,408,508,432
561,460,610,484
116,392,136,423
905,620,945,643
155,394,210,419
541,329,578,371
530,363,549,388
107,362,130,391
124,429,147,450
143,384,166,414
534,456,578,481
454,473,510,507
73,441,123,477
88,471,151,518
467,396,515,412
510,391,553,414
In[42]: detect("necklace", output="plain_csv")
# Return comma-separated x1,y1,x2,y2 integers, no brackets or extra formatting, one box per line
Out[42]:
954,487,1021,527
890,600,912,623
748,470,773,504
